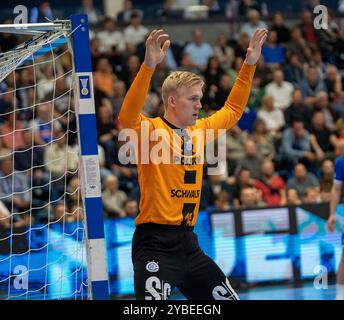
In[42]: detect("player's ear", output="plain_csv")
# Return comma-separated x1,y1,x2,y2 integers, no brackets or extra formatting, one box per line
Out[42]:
167,95,176,108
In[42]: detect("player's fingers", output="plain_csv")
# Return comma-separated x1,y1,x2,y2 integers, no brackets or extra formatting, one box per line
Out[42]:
259,33,268,46
157,34,169,45
152,29,165,42
162,39,171,53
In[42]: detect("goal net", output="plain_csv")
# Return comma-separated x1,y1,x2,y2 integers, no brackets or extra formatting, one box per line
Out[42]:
0,16,108,300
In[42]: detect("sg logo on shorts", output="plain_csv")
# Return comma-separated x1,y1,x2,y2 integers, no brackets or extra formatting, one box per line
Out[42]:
146,261,159,273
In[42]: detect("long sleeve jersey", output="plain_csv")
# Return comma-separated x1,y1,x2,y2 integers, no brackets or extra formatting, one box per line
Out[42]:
118,62,255,227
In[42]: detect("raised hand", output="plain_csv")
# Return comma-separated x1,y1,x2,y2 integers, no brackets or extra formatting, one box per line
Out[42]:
245,28,268,66
144,29,170,69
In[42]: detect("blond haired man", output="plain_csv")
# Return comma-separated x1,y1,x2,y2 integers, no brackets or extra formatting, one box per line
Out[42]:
119,28,267,300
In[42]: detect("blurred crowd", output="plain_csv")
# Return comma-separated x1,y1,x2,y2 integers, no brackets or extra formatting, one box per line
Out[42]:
0,0,344,226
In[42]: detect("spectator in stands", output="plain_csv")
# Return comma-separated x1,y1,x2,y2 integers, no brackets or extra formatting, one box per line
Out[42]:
240,9,267,38
47,76,70,116
250,118,276,159
206,190,232,211
79,0,102,25
226,125,246,173
117,0,143,25
239,186,265,209
178,52,201,74
213,33,235,70
238,0,260,17
44,129,78,179
234,33,250,58
102,174,127,218
314,91,337,131
0,110,25,150
67,176,82,205
117,54,140,89
319,159,334,201
123,12,149,51
31,101,60,145
203,56,225,91
286,163,319,198
123,198,139,218
112,80,126,117
37,64,55,102
69,202,85,222
299,66,327,106
0,19,18,52
93,57,117,98
14,128,44,172
298,10,317,46
90,38,102,71
302,187,321,204
184,29,214,72
265,69,294,110
30,0,54,23
283,52,304,85
212,74,232,110
0,155,31,226
257,95,285,135
281,119,314,169
284,88,312,130
254,159,286,206
309,49,327,80
309,109,337,161
236,140,263,180
262,30,285,66
229,167,254,207
270,12,291,44
97,17,125,54
151,59,171,95
247,75,265,110
285,27,309,64
53,202,69,223
287,188,301,205
325,65,344,104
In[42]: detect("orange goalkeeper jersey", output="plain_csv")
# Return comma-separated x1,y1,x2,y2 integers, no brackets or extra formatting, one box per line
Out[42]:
118,63,256,227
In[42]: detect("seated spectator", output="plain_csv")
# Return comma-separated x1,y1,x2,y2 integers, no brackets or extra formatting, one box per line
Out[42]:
236,140,263,179
117,54,140,89
206,190,232,212
299,66,327,106
117,0,143,25
203,56,225,91
298,11,317,46
102,174,127,218
30,0,54,23
280,119,314,169
79,0,102,25
213,33,235,71
226,126,246,173
309,110,337,161
151,59,171,95
285,27,310,64
228,168,254,206
14,128,44,172
257,95,285,135
283,52,304,85
284,88,312,130
97,17,125,54
52,202,73,223
123,198,139,218
309,49,327,80
262,30,285,66
36,64,56,102
0,110,25,150
0,155,31,226
213,74,233,110
287,188,301,205
93,57,117,98
44,129,78,179
265,69,294,110
286,163,319,199
123,12,149,51
302,187,321,204
240,9,267,38
314,91,337,131
319,159,334,202
184,29,214,72
270,12,291,44
247,75,265,110
254,159,286,206
69,202,85,222
324,65,344,118
178,52,201,74
200,173,233,210
112,80,126,117
30,101,61,145
250,118,276,159
238,186,265,209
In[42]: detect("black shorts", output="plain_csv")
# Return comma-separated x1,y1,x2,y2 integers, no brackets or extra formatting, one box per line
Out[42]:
132,223,239,300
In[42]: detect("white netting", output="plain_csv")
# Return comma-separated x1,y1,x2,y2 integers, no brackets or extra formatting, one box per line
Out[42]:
0,29,88,299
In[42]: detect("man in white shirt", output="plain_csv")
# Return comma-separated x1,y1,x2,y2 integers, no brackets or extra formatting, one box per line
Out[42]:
240,9,268,38
265,69,294,110
124,12,149,49
184,29,214,71
97,17,125,53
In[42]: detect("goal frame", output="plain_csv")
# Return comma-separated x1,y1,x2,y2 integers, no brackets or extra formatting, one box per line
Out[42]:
0,14,109,300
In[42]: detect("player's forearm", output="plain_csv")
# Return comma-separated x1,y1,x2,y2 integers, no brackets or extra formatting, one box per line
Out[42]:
118,63,154,128
330,184,341,217
222,62,256,122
